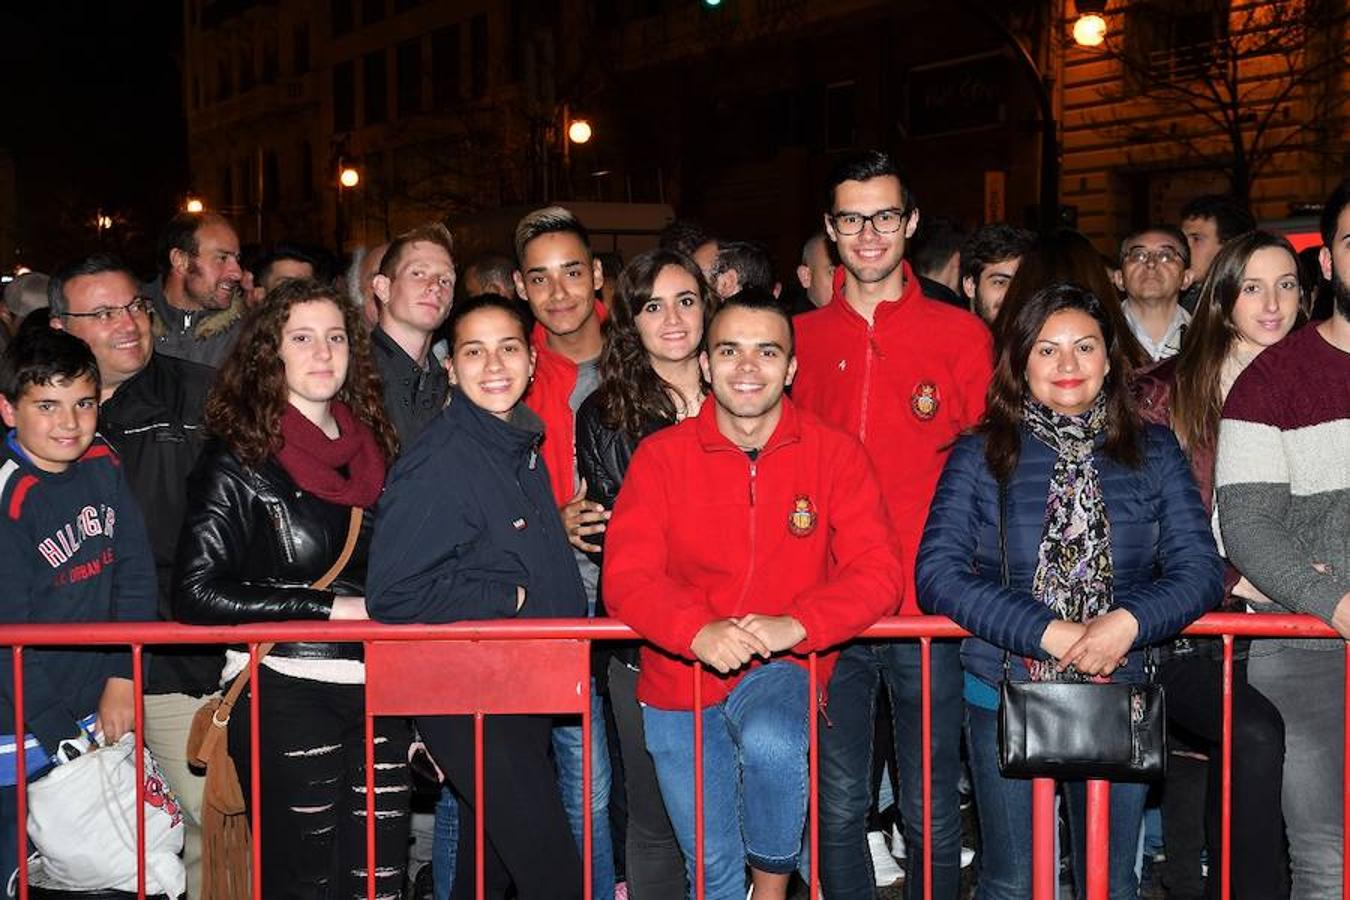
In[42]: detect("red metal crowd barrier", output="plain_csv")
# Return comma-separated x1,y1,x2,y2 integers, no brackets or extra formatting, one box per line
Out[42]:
3,613,1345,900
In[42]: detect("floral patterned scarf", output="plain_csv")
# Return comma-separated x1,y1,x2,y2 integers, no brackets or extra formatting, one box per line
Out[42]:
1022,395,1113,682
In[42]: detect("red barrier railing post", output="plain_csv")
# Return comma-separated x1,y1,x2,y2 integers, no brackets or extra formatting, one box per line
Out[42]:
249,645,263,900
920,636,933,900
809,653,820,900
364,646,377,900
1084,779,1110,900
692,665,704,900
1221,635,1234,900
1342,642,1349,900
582,666,593,900
475,712,485,900
1031,777,1055,900
132,645,146,900
12,646,27,900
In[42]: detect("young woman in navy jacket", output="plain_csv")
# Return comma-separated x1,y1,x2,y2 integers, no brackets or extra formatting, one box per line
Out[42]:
917,283,1223,900
367,294,586,900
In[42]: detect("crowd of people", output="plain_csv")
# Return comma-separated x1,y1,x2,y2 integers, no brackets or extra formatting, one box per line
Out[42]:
0,148,1347,900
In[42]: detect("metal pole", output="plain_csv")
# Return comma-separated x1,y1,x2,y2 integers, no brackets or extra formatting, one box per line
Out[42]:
961,0,1060,231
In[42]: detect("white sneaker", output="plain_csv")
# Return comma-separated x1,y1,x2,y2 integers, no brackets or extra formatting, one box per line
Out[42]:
891,824,906,860
869,831,905,886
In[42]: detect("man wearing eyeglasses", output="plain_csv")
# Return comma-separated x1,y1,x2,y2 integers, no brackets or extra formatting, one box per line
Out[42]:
1112,225,1196,362
793,150,992,899
370,222,455,447
48,251,217,899
144,212,246,369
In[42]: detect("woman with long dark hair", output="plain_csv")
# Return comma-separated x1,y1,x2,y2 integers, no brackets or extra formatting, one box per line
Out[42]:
575,247,714,899
173,278,409,899
917,283,1222,899
1134,230,1301,899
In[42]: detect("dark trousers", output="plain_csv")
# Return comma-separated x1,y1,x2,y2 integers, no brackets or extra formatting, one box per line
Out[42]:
607,657,686,900
417,713,582,900
819,640,964,900
1159,653,1289,900
228,667,412,900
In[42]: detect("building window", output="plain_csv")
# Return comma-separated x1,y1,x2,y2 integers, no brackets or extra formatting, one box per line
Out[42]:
1125,1,1230,86
364,49,388,126
825,82,857,151
293,24,311,75
239,48,254,92
333,60,356,132
363,0,385,25
470,14,488,98
263,150,281,208
432,25,461,109
299,141,314,201
331,0,353,37
262,37,279,84
396,39,422,119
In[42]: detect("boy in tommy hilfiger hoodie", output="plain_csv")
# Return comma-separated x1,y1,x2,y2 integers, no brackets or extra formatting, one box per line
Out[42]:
0,328,157,880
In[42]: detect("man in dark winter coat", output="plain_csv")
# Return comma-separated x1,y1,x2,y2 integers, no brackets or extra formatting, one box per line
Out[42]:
49,252,217,899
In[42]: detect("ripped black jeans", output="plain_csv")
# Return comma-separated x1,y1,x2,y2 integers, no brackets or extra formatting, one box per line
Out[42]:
228,666,412,900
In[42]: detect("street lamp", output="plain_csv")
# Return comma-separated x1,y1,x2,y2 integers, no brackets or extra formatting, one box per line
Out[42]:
339,166,361,188
567,119,593,145
1073,0,1108,47
185,197,205,214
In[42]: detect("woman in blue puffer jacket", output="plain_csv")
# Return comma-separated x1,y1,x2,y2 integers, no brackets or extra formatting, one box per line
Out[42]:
917,282,1223,900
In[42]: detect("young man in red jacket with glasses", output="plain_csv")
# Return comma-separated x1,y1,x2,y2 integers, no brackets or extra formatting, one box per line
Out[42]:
604,290,902,900
793,151,993,898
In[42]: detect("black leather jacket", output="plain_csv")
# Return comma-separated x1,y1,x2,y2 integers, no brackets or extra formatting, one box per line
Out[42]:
171,441,374,662
574,393,672,667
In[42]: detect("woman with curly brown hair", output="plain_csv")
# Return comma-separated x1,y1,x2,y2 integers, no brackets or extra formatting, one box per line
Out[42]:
575,247,714,900
172,278,409,899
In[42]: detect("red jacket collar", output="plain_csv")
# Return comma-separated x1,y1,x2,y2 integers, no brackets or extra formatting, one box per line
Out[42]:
694,394,803,455
828,260,922,326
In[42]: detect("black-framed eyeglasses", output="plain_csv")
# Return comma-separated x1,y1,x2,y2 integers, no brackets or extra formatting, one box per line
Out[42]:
61,296,154,324
829,208,911,236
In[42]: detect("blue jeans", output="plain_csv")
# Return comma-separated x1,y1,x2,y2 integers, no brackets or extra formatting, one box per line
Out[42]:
1,784,17,894
966,703,1147,900
642,662,810,900
553,686,615,900
819,640,964,900
433,786,461,900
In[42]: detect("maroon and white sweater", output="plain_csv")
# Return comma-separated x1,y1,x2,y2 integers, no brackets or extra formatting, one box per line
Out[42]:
1216,323,1350,649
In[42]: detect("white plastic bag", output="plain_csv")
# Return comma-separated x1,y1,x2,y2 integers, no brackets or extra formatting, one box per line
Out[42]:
24,733,185,897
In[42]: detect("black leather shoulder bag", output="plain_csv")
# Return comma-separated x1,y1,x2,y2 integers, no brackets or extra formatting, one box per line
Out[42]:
995,481,1167,782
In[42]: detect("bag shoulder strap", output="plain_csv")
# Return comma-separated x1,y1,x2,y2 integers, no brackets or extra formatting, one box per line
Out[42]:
312,507,363,591
219,506,364,707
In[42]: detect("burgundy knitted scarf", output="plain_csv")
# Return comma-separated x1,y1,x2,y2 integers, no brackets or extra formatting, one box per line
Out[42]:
275,401,386,508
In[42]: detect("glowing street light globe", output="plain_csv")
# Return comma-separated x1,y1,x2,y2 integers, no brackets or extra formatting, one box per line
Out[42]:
567,119,593,144
185,197,205,213
1073,13,1107,47
339,167,361,188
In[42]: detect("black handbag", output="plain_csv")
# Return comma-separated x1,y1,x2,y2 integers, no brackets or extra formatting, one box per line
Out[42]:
993,482,1167,782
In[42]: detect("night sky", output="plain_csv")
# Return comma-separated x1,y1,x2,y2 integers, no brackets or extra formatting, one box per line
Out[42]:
1,1,188,273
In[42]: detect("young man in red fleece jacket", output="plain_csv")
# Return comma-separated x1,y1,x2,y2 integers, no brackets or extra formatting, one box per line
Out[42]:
792,151,993,899
604,290,902,900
